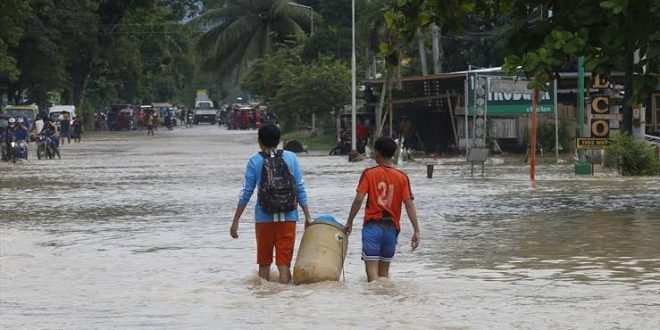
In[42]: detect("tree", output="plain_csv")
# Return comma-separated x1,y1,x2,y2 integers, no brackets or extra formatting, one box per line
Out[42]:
85,3,198,109
501,0,660,133
0,0,31,83
269,56,350,132
302,0,352,61
378,0,659,135
191,0,315,78
8,0,67,106
241,48,299,101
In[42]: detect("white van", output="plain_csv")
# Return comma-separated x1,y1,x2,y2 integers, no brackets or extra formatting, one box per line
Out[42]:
48,105,76,122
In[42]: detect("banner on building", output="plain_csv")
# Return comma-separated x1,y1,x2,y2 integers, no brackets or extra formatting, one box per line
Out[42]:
466,70,556,116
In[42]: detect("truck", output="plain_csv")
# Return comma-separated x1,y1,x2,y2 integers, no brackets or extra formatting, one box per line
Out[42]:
193,90,217,124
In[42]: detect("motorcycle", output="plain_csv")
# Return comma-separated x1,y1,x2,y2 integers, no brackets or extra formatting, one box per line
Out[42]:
37,133,58,159
165,116,174,130
11,139,28,162
329,129,352,156
186,113,193,128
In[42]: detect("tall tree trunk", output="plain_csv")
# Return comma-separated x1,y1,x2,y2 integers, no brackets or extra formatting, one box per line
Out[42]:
417,28,428,76
69,58,93,125
431,24,443,74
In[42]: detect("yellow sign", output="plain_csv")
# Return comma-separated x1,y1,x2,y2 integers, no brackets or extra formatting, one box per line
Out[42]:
576,138,610,149
591,120,610,137
593,75,610,89
591,96,609,113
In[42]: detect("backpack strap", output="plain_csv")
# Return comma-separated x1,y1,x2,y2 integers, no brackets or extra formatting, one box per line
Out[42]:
259,150,282,158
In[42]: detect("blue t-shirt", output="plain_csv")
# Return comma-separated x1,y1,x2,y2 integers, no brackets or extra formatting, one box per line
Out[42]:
13,127,29,141
238,150,308,222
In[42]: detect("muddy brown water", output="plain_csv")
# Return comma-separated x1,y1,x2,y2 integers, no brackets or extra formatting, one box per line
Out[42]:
1,126,659,329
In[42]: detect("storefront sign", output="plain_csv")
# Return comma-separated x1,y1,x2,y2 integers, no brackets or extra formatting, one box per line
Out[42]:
467,71,556,116
590,75,618,138
576,137,610,149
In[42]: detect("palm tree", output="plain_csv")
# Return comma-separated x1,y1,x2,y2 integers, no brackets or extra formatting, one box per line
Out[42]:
192,0,314,78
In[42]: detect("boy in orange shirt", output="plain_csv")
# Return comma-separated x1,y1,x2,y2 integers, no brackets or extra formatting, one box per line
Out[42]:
344,136,420,282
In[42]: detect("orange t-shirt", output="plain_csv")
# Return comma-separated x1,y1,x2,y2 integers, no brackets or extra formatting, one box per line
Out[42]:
357,165,414,231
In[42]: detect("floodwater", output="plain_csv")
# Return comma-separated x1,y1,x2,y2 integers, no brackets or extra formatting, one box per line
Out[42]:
1,126,659,330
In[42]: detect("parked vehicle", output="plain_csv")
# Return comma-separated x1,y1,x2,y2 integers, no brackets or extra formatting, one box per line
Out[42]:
152,102,173,125
117,108,134,130
108,104,132,130
193,90,217,124
4,104,39,128
48,105,76,123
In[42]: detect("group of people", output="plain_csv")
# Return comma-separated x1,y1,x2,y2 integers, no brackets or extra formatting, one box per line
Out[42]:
1,115,64,161
226,107,275,130
230,124,420,283
1,117,30,160
136,110,160,136
57,113,83,144
335,115,418,155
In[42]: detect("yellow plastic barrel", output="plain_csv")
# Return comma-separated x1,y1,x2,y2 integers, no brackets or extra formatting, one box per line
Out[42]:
293,216,348,285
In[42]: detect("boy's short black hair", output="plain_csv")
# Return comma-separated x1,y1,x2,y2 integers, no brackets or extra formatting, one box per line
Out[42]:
374,136,397,158
258,124,281,148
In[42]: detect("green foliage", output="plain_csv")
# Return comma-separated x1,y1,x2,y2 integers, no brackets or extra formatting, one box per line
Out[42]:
10,0,68,106
537,120,573,153
302,0,352,61
271,56,350,133
502,0,659,105
241,49,299,101
86,5,197,108
3,0,198,117
191,0,315,78
603,134,660,176
0,0,31,81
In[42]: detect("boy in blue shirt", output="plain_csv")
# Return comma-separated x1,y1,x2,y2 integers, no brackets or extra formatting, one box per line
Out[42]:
230,124,312,283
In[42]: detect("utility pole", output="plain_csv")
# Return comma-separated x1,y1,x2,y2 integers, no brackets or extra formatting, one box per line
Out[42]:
349,0,358,161
575,56,592,175
530,89,538,181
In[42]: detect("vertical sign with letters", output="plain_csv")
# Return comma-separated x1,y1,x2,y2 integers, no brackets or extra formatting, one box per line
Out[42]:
590,75,614,138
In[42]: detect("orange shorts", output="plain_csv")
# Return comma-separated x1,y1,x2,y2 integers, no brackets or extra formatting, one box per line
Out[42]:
255,221,296,266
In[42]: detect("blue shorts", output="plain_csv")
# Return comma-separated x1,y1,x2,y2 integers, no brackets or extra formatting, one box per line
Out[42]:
362,220,398,262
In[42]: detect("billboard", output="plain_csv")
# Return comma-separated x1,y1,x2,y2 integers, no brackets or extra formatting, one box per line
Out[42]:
466,71,556,116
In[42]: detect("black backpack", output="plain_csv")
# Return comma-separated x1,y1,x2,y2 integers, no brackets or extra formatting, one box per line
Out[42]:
258,150,297,214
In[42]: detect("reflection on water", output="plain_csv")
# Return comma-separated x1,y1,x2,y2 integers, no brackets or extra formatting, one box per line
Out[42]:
1,127,659,329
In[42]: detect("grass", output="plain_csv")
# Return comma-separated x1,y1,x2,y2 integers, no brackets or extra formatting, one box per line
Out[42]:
281,130,336,152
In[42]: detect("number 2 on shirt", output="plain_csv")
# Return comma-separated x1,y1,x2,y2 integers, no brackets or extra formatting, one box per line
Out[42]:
377,182,394,207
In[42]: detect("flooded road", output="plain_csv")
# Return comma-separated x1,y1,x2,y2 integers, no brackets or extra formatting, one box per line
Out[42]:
1,126,659,329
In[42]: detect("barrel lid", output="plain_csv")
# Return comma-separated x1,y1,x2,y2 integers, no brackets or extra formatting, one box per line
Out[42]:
313,215,344,229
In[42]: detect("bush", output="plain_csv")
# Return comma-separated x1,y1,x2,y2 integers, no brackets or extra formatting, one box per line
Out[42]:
603,134,660,176
537,119,572,152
